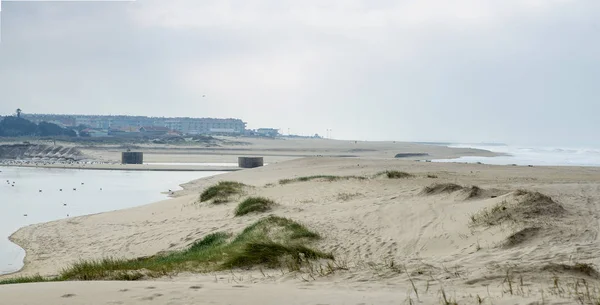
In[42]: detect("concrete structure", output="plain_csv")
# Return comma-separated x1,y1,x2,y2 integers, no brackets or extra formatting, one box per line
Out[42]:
121,152,144,164
238,157,264,168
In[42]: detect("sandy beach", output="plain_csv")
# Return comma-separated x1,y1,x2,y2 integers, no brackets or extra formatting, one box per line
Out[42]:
2,140,600,304
25,137,499,164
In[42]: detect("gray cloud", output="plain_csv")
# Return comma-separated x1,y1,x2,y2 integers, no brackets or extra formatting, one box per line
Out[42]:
0,0,598,146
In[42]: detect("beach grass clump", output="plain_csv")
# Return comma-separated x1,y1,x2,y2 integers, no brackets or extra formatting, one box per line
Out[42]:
199,181,246,203
236,215,321,240
58,258,167,281
337,192,362,201
0,275,52,285
279,175,367,185
222,241,333,269
380,170,413,179
235,197,276,216
20,216,330,283
221,216,330,268
421,183,464,195
470,190,564,227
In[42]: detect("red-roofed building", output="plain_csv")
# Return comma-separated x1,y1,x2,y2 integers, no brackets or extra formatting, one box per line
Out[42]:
139,126,170,136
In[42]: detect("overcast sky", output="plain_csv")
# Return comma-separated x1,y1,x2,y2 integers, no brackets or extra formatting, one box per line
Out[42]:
0,0,598,146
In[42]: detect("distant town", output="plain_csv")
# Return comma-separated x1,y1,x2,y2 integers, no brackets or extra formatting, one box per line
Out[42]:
0,110,322,139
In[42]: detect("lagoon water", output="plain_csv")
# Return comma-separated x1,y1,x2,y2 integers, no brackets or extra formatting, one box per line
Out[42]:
0,166,224,275
435,144,600,167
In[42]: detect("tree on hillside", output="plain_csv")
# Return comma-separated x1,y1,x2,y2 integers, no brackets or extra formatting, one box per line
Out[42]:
0,117,77,137
0,116,37,136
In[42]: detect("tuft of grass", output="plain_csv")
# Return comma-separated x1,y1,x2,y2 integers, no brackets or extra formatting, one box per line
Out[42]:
421,183,464,195
279,175,367,185
3,216,330,285
470,200,510,226
235,197,276,216
337,192,362,201
199,181,246,203
0,275,52,285
381,170,413,179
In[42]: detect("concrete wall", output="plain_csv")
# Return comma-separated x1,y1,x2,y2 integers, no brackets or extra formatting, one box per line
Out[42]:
121,152,144,164
238,157,264,168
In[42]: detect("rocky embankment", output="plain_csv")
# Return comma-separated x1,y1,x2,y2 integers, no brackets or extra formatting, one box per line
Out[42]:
0,144,85,162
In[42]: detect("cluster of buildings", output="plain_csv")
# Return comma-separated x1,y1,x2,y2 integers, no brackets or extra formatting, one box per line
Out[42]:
9,114,280,138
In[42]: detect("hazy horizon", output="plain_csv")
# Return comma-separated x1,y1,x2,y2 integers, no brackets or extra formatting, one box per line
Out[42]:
1,1,598,146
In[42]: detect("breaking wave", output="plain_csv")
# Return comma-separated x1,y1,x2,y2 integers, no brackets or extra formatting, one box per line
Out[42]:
435,144,600,167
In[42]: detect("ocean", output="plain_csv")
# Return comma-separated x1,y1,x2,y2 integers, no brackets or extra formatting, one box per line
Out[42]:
0,167,224,275
434,144,600,167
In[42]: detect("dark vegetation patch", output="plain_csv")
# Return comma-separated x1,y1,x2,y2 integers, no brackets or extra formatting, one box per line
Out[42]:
421,183,465,195
464,186,482,199
337,193,362,201
380,170,414,179
235,197,276,216
542,263,600,279
470,190,564,226
0,117,76,137
503,227,541,248
279,175,367,185
0,275,52,285
199,181,246,203
0,216,330,284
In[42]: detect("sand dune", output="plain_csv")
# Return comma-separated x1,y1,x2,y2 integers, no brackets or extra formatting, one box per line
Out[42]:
3,156,600,304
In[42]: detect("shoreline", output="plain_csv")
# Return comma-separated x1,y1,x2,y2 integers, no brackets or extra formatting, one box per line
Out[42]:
0,167,225,277
0,163,242,172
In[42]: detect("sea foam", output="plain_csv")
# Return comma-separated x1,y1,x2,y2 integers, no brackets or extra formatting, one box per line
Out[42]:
435,144,600,167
